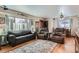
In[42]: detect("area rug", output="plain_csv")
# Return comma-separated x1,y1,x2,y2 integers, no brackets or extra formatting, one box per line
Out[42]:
8,40,57,53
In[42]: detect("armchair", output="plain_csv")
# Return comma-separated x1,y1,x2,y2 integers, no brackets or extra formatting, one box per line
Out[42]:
49,33,64,44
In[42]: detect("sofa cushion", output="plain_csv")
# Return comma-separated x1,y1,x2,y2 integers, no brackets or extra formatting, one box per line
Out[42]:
16,34,33,39
49,36,64,44
8,30,32,37
21,30,32,35
55,28,65,34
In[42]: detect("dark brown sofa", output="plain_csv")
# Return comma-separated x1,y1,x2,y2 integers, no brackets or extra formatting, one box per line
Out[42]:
54,28,65,35
48,28,65,44
37,28,48,39
54,28,71,37
49,33,64,44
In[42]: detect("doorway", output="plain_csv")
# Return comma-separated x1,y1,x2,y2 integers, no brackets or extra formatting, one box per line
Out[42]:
39,20,48,31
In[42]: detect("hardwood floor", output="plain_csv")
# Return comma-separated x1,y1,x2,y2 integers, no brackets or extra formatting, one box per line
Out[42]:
51,37,75,53
0,40,36,53
0,37,75,53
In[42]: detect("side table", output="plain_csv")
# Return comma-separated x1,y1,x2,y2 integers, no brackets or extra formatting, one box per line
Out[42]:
44,32,52,40
48,32,52,38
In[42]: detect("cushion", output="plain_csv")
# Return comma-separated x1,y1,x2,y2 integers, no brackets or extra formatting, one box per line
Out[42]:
8,30,32,37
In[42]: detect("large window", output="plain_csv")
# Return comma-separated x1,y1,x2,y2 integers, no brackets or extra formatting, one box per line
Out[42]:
13,18,28,31
58,19,71,29
7,16,33,31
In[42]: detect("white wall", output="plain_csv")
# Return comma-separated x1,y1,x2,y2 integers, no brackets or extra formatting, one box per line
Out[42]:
48,18,53,32
54,18,58,29
32,17,43,32
48,18,58,33
71,16,79,36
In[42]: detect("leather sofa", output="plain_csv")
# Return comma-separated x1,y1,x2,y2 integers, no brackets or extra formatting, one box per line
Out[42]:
37,28,48,39
54,28,65,35
54,28,71,37
7,30,36,47
49,33,64,44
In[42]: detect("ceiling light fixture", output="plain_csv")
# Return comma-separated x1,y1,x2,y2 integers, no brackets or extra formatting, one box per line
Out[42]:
59,7,64,20
60,12,64,19
3,5,8,10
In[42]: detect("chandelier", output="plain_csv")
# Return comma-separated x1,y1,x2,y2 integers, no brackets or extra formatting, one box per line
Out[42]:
60,12,64,19
59,7,64,19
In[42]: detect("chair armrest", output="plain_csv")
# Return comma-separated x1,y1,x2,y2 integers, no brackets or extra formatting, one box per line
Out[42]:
8,34,16,38
7,34,16,46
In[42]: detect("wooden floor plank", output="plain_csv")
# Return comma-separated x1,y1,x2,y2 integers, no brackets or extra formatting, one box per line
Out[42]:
52,37,75,53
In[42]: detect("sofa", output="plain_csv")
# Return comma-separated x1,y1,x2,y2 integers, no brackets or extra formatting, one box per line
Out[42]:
37,28,48,39
48,28,65,44
54,28,71,37
7,30,36,47
54,28,65,35
49,33,64,44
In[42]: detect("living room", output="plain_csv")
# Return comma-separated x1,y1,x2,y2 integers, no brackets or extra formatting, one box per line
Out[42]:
0,5,79,53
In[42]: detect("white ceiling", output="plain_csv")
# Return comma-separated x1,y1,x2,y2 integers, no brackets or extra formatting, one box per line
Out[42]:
6,5,79,18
